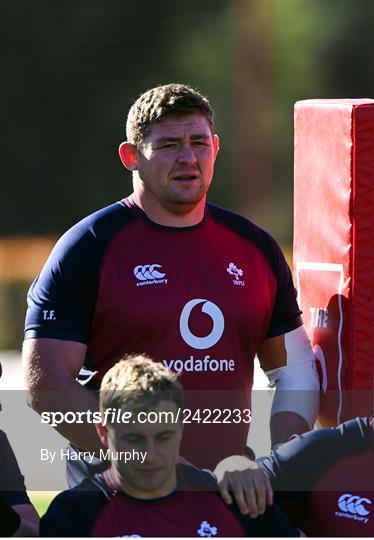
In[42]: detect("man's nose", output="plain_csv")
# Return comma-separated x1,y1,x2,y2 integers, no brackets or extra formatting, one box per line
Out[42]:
144,440,157,462
177,144,197,164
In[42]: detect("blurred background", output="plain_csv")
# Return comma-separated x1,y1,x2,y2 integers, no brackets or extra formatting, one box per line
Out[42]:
1,0,374,512
2,0,374,351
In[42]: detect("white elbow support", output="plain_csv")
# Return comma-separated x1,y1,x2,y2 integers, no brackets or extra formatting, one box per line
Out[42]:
267,326,320,428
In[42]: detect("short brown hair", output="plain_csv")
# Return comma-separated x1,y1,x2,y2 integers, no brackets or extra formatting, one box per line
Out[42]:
126,83,214,148
100,355,183,419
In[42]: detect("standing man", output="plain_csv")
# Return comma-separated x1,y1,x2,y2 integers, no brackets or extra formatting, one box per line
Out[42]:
23,83,319,498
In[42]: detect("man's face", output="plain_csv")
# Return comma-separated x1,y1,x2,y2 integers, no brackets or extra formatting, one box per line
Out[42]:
104,400,183,499
133,113,219,216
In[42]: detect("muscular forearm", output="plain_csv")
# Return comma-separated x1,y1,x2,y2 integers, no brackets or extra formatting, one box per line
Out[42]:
23,338,105,453
28,374,104,452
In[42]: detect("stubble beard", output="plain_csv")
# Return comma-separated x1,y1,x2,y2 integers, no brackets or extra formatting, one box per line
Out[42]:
134,173,209,219
164,178,209,213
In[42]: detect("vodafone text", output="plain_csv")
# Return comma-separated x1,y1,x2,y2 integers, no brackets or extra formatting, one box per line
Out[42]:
163,355,235,373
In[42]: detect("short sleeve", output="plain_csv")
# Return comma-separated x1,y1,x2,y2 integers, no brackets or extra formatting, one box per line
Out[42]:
262,233,303,339
24,223,101,344
24,202,133,344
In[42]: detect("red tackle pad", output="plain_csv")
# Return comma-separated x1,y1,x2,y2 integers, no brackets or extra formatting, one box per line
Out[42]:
293,99,374,426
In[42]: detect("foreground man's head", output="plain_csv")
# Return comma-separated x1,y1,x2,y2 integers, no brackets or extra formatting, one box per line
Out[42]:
97,355,184,499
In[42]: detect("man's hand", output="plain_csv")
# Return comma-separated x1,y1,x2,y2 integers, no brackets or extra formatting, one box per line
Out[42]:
214,455,273,517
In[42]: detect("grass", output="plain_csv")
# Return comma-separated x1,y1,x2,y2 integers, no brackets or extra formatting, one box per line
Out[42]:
28,491,59,517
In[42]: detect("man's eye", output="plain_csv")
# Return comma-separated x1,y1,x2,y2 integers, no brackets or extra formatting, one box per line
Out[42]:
123,435,142,443
162,143,177,148
157,433,172,442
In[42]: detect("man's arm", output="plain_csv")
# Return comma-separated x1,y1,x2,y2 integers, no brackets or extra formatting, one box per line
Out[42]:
260,416,374,491
258,328,320,446
23,337,104,452
215,327,319,513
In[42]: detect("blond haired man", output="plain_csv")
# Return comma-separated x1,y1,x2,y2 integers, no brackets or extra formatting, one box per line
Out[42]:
40,356,300,537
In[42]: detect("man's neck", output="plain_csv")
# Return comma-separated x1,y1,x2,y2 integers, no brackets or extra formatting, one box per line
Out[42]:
107,465,178,500
131,192,206,227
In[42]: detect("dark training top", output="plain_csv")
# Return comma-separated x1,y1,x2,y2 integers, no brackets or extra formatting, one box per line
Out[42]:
259,417,374,537
40,464,300,537
0,430,30,505
25,197,302,468
0,430,30,536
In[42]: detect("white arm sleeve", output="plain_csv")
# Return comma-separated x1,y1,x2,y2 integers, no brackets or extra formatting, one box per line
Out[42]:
267,325,320,428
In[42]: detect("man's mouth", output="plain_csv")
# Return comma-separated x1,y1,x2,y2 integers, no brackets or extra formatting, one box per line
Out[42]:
136,467,163,477
173,174,199,181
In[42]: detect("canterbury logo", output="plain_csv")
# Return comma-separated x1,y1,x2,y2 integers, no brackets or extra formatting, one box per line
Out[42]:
134,264,166,281
337,494,372,517
179,299,224,350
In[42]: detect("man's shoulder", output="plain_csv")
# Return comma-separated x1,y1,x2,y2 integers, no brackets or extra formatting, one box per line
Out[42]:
207,202,284,265
43,200,136,268
61,200,135,244
40,478,109,536
208,202,261,230
45,477,109,513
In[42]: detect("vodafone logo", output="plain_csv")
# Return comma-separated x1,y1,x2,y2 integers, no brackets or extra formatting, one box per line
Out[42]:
179,299,224,350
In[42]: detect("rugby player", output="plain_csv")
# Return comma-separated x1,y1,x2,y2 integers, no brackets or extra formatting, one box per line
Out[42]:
23,83,319,510
40,356,301,537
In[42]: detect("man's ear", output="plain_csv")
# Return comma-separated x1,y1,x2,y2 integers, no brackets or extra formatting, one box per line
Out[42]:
119,142,139,171
212,134,220,161
96,422,109,448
